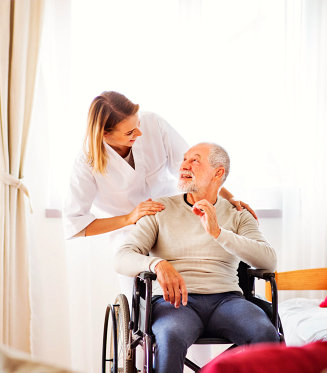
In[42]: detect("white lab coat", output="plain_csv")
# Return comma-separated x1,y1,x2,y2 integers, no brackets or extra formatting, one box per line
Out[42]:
63,111,188,239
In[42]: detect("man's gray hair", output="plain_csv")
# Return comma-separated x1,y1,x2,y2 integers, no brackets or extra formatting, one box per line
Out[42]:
207,143,230,184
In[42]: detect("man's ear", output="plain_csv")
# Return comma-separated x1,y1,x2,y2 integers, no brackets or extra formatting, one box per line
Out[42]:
215,167,225,179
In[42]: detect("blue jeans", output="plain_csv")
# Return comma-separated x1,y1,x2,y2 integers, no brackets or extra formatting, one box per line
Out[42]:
151,292,280,373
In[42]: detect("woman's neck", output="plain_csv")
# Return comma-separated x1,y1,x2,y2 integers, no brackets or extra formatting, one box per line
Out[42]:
110,144,131,158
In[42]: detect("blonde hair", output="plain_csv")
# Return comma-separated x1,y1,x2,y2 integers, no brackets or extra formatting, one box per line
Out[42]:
84,91,139,173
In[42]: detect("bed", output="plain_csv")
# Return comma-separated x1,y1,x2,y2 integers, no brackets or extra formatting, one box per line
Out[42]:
265,268,327,346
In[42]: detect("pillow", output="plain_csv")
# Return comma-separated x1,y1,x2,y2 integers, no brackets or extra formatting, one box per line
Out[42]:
200,341,327,373
320,296,327,307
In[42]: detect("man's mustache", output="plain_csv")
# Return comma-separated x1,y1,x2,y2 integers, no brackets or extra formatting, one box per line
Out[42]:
180,170,194,178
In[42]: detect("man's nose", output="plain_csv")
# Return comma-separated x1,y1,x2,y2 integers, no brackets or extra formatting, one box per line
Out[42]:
180,160,190,170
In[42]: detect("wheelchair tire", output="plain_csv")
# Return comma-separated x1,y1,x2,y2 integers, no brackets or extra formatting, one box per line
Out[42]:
114,294,135,373
102,294,135,373
102,303,117,373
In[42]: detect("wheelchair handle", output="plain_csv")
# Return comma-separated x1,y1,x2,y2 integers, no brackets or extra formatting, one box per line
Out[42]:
138,271,157,281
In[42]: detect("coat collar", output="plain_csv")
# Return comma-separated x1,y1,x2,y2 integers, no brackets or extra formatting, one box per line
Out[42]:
103,137,145,174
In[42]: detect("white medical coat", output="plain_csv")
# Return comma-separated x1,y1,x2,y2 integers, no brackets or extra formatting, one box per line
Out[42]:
63,111,188,240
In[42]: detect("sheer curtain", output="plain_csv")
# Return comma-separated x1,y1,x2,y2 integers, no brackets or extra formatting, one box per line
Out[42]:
278,0,327,299
23,0,73,367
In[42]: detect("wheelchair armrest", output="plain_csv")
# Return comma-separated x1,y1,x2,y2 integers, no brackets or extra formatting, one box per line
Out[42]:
137,271,157,281
133,272,156,335
247,268,275,280
247,268,279,330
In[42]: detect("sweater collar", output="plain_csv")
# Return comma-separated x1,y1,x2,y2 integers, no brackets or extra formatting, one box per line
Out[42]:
183,193,218,207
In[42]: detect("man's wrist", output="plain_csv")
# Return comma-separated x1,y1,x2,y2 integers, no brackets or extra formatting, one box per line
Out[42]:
149,258,164,273
154,260,166,273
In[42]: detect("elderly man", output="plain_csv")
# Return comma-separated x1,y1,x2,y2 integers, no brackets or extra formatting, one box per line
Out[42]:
114,142,280,373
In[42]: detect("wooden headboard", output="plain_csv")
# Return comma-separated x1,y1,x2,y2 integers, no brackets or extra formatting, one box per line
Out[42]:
265,268,327,302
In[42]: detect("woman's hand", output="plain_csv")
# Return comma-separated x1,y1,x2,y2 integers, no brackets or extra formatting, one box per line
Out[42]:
229,198,258,220
127,198,165,224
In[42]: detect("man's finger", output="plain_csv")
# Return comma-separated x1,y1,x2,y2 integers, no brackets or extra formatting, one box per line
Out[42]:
167,283,175,304
162,287,169,302
196,204,211,213
174,290,181,308
181,282,188,306
172,278,182,308
192,206,204,216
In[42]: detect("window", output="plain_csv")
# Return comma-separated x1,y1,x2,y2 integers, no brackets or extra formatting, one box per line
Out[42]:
37,0,286,213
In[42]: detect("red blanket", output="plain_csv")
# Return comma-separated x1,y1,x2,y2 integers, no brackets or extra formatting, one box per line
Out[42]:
200,341,327,373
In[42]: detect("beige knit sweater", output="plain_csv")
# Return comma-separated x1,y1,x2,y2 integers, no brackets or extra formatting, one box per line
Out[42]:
114,194,276,296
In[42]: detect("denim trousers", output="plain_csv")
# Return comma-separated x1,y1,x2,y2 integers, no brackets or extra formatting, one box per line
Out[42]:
151,292,280,373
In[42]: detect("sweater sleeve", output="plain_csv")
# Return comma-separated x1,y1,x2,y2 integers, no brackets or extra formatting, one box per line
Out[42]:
113,214,162,277
215,211,277,271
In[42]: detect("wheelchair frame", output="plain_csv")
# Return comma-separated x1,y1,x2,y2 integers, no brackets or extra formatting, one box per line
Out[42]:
102,263,284,373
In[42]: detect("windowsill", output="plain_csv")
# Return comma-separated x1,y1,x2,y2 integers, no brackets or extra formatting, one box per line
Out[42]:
255,209,282,218
45,209,63,218
44,209,282,219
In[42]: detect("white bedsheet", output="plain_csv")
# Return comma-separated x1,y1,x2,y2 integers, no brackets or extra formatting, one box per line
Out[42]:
279,298,327,346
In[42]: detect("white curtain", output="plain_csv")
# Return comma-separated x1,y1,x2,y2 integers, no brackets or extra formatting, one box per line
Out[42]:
278,0,327,299
22,0,73,368
0,0,44,352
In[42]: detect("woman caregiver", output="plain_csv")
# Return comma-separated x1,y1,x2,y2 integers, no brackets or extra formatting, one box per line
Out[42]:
64,90,256,243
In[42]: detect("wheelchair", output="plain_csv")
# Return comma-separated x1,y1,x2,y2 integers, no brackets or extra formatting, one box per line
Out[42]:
102,262,284,373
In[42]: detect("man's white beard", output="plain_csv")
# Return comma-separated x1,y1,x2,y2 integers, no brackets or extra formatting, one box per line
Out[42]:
177,178,199,193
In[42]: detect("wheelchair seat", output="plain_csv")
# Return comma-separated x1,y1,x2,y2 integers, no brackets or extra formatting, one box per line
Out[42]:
102,262,284,373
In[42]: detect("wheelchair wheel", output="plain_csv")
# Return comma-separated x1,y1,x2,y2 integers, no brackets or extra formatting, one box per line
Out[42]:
102,294,134,373
114,294,134,373
102,303,116,373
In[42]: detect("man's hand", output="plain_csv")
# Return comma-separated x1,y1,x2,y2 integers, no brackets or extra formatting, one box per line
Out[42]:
154,261,188,308
192,199,221,239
